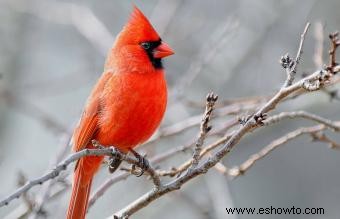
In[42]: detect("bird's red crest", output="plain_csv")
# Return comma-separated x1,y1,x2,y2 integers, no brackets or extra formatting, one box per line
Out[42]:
105,6,173,72
119,6,160,44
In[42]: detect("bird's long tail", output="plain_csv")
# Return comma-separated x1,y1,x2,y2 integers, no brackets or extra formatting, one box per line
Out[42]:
67,156,102,219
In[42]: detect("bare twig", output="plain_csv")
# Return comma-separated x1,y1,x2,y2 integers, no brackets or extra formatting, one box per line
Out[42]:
0,146,160,207
311,132,340,149
17,172,36,214
189,93,218,170
264,111,340,131
327,32,340,74
281,22,311,87
158,110,340,178
227,122,340,178
294,23,311,72
0,148,112,207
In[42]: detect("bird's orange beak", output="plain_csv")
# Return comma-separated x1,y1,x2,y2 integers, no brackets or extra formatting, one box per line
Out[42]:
154,42,174,58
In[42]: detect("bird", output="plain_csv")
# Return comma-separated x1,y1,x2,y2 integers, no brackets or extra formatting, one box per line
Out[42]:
66,6,173,219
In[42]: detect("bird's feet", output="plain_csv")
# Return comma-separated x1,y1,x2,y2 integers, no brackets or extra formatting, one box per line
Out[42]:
254,113,267,126
92,140,124,173
108,151,123,173
129,148,149,177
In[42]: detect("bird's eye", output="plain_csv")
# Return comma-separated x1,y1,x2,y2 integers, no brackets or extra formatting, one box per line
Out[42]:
141,42,151,50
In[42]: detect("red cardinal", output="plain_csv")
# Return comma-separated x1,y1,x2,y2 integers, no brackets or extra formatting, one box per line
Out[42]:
67,6,173,219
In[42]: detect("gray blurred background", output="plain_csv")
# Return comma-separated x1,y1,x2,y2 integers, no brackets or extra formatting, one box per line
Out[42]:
0,0,340,218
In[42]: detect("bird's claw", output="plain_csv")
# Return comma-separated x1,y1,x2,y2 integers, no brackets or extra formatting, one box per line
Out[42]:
129,148,149,177
254,113,267,126
108,155,123,173
107,147,124,174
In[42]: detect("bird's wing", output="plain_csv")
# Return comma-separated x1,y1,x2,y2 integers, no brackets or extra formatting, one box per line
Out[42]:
72,71,113,152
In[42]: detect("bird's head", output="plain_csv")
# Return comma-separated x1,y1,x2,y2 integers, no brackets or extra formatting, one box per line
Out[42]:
105,6,174,73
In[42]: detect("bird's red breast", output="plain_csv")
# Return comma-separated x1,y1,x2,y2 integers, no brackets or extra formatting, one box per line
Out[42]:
96,69,167,152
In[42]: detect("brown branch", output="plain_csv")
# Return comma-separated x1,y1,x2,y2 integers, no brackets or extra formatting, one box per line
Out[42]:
158,110,340,178
310,132,340,150
0,148,113,207
281,22,311,87
0,146,160,208
226,122,340,178
189,93,218,169
328,32,340,74
264,111,340,131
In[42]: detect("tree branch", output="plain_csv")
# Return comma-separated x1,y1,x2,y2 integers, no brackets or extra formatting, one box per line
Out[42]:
281,22,310,87
0,147,160,207
264,111,340,131
189,92,218,170
227,122,340,177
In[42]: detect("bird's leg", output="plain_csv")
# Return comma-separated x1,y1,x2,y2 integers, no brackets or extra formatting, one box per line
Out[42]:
108,150,123,174
129,148,149,177
92,140,124,173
